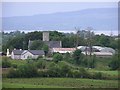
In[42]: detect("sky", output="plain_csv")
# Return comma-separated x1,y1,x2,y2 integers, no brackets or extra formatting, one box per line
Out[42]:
1,2,119,35
2,2,118,17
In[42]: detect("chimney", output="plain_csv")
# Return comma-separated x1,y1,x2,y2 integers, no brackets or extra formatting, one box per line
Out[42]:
43,31,49,41
60,41,62,48
28,40,31,50
7,49,10,57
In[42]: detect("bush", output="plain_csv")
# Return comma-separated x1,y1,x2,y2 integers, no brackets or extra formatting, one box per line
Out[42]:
93,72,102,79
2,58,11,68
38,70,48,77
7,63,38,78
37,56,43,60
36,60,46,69
108,54,120,70
7,68,18,78
58,62,71,77
47,62,61,77
53,53,63,63
11,64,17,68
73,49,85,65
79,68,89,78
72,70,81,78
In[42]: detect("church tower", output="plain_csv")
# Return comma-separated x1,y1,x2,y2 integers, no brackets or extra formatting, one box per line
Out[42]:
43,31,49,41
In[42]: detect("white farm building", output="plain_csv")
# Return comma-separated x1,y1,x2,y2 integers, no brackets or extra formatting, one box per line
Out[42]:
77,46,115,57
11,50,45,60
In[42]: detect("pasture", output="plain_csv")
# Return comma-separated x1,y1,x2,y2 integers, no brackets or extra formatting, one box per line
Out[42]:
3,78,118,88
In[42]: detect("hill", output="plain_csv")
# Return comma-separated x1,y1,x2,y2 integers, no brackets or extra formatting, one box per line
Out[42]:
2,8,117,32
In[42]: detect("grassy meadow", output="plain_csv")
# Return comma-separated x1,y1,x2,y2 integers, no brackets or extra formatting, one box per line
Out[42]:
3,78,118,88
1,56,119,88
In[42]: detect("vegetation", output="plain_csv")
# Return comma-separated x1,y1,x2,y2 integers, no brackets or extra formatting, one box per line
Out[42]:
53,53,63,63
7,63,38,78
42,44,49,56
1,30,119,88
2,57,11,68
3,78,118,88
2,30,119,52
109,54,120,70
1,58,117,80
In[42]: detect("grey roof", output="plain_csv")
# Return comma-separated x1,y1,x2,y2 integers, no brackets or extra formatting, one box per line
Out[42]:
28,40,61,49
78,46,115,54
12,50,24,55
28,50,45,55
44,41,61,48
13,50,45,55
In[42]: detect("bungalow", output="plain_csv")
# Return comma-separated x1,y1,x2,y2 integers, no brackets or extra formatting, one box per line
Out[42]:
21,50,45,60
11,50,45,60
11,50,24,59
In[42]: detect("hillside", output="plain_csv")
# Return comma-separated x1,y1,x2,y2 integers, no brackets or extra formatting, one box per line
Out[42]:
2,8,117,31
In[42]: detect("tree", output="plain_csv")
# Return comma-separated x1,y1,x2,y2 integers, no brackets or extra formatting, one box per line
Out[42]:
99,34,110,47
36,60,46,69
109,54,120,70
73,49,84,65
58,61,71,77
49,31,65,41
88,55,96,68
42,44,49,56
2,57,11,68
53,53,63,63
30,40,44,50
47,62,61,77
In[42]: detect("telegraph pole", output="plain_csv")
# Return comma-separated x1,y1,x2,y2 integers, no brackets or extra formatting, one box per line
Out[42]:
86,27,93,68
75,27,80,49
86,27,93,57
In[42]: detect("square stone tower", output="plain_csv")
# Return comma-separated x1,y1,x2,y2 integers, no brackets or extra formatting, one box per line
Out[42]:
43,31,49,41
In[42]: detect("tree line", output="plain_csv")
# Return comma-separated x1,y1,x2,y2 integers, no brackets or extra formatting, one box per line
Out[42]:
2,30,119,52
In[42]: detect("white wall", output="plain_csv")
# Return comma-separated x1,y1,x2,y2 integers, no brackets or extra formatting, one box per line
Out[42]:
11,52,21,60
21,51,34,60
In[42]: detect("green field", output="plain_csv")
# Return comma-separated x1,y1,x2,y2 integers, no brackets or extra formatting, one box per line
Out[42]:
2,57,119,88
3,78,118,88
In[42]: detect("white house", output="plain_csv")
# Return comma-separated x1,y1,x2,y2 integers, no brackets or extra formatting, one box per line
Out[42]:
21,50,45,60
11,50,45,60
11,50,24,59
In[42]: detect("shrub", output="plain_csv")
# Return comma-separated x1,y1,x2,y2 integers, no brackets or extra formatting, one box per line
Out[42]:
73,49,85,65
38,70,47,77
7,68,18,78
7,63,38,78
2,58,11,68
11,64,17,68
72,70,81,78
47,62,61,77
37,56,43,60
53,53,63,63
79,68,89,78
59,62,71,77
109,54,120,70
36,59,46,69
93,72,102,79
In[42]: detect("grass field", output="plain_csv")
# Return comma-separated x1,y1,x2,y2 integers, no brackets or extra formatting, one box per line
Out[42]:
88,69,118,76
1,57,119,88
3,78,118,88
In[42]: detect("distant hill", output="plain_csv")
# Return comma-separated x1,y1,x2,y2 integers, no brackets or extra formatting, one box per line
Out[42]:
2,8,117,32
